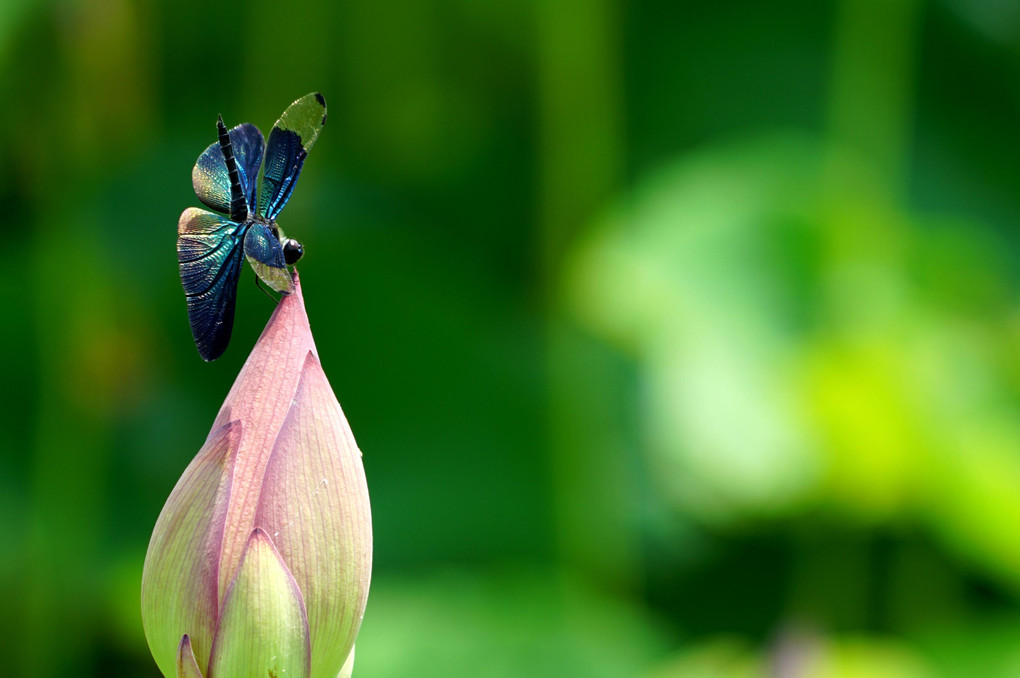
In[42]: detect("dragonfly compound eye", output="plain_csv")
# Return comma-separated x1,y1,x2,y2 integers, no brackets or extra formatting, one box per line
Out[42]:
283,238,304,264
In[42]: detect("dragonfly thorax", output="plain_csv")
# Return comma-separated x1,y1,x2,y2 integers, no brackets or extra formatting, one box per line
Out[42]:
244,214,304,265
246,214,279,238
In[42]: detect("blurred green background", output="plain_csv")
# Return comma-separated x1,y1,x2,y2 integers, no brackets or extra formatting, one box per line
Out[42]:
3,0,1020,675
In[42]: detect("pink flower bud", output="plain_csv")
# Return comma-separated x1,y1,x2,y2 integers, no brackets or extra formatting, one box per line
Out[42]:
142,273,372,678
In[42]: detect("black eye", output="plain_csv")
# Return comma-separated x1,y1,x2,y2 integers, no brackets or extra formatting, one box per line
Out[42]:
283,239,304,265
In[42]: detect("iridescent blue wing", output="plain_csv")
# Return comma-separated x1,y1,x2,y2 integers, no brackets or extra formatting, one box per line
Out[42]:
243,223,295,294
192,123,265,217
258,93,327,220
177,207,247,361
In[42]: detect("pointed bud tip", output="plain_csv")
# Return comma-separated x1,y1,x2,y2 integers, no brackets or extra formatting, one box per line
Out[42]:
176,634,203,678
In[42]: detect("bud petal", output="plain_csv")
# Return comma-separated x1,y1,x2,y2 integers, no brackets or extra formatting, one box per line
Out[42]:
208,528,312,678
175,635,203,678
209,272,317,601
142,420,241,677
255,353,372,678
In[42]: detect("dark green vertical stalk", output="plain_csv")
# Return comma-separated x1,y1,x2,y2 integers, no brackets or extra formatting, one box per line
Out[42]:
536,0,634,589
825,0,921,204
20,2,153,672
25,224,115,677
791,0,923,631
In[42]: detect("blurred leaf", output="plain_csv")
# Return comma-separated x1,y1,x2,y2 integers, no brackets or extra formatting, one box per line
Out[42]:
354,569,668,678
566,131,1020,594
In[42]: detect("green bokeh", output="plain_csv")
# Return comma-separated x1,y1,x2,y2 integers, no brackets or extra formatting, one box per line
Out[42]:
3,0,1020,676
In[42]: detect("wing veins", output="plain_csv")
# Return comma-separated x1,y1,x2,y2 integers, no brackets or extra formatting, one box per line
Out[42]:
185,234,245,298
178,230,237,264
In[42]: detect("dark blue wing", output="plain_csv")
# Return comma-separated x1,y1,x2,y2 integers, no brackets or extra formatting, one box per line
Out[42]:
243,223,294,294
177,207,247,361
192,123,265,216
258,93,326,220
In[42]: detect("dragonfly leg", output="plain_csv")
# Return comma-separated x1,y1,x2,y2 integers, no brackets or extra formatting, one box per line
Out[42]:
254,273,278,303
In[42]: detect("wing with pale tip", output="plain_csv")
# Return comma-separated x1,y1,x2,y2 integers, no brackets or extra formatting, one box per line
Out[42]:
258,92,326,220
177,207,247,361
192,123,265,216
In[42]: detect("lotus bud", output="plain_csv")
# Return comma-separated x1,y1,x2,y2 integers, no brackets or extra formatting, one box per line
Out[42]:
141,272,372,678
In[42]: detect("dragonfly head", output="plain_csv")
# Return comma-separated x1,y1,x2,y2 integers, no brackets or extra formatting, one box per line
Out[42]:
283,238,304,264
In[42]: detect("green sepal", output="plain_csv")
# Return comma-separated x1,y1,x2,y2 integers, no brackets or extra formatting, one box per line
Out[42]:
337,646,355,678
142,420,241,677
208,528,311,678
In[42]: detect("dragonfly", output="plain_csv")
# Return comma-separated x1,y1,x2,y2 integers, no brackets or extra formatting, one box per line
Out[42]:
177,92,327,361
